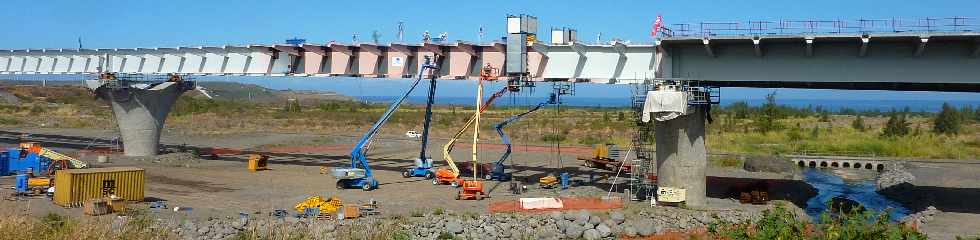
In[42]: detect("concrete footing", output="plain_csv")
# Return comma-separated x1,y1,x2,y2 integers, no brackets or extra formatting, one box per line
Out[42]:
87,81,191,157
655,107,707,207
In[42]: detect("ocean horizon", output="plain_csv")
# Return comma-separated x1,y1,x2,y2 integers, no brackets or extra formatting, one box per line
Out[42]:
357,95,980,112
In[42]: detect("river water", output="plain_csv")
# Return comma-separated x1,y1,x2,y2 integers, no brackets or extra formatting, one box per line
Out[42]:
802,168,909,222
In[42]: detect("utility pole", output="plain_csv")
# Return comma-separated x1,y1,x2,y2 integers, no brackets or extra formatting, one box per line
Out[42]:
77,37,83,49
397,21,405,42
479,25,485,43
372,30,381,44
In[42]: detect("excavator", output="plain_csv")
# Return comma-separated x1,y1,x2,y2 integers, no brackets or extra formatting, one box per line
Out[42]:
331,56,439,191
433,64,507,188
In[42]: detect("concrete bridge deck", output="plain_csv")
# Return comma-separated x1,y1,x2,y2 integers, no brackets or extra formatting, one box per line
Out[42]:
2,32,977,91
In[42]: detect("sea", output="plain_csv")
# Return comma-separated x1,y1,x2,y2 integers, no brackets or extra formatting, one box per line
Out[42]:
357,96,980,112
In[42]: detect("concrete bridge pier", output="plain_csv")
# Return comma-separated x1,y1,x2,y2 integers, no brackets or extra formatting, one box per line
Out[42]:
655,107,707,207
87,80,192,157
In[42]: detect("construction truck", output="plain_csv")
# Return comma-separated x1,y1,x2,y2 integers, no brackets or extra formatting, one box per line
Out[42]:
578,143,630,172
332,56,439,191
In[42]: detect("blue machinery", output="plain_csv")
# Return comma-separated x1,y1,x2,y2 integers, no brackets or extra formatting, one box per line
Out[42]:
333,57,439,191
402,58,442,179
485,93,557,181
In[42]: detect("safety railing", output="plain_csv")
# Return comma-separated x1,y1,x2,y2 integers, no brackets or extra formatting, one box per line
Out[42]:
658,17,976,37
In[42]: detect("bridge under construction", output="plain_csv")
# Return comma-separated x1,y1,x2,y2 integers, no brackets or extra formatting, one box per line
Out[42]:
2,15,978,208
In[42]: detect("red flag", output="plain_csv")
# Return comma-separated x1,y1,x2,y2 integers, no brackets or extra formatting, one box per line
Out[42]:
651,15,663,37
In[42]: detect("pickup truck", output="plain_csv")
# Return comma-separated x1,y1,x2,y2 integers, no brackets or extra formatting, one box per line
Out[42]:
405,130,422,139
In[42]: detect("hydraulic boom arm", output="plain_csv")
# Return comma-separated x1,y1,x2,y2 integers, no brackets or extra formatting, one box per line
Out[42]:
493,93,557,167
440,87,509,177
349,58,438,179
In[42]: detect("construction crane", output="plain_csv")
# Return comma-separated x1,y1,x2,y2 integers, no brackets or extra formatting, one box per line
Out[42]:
401,56,443,179
434,64,505,187
484,93,557,182
332,56,439,191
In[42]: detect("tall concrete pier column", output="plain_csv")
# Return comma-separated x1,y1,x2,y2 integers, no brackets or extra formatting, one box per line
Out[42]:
87,80,192,157
655,107,707,207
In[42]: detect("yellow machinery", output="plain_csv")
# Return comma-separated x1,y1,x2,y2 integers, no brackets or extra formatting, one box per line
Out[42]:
436,66,507,187
20,142,88,169
247,154,269,172
539,175,558,188
294,195,342,213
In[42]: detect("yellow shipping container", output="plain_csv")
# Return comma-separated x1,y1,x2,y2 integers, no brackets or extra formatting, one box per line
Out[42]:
54,167,145,207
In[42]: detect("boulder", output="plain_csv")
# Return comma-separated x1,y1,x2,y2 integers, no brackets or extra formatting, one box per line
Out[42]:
583,229,601,240
588,215,601,225
565,225,584,239
623,226,638,237
876,162,915,191
610,211,626,224
575,210,591,223
446,220,464,234
596,223,612,237
636,222,656,236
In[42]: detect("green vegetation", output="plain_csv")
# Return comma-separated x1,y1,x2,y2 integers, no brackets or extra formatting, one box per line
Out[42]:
935,102,964,135
707,204,925,240
0,83,976,160
851,115,865,131
882,109,911,137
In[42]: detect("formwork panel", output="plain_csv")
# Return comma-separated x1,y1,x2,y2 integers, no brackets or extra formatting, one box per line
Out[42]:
38,56,56,73
54,167,145,207
140,55,163,73
69,56,89,72
122,55,143,73
9,57,25,72
0,56,9,72
161,54,183,73
85,56,103,72
53,56,72,73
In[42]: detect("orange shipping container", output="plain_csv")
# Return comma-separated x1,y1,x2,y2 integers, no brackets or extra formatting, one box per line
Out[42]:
54,167,144,207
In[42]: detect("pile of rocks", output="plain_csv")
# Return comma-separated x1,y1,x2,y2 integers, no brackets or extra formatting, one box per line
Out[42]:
140,206,768,240
901,206,941,228
876,162,915,191
147,152,202,167
403,207,760,240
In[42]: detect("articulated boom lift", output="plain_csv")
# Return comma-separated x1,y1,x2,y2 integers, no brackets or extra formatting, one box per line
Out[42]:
485,93,557,181
434,65,507,187
402,57,443,179
332,56,439,191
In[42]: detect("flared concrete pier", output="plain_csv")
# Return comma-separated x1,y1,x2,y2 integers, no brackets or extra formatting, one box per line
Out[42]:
655,107,707,207
86,80,193,156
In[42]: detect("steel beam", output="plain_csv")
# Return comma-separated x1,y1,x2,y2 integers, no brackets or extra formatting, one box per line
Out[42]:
859,35,870,57
914,37,929,57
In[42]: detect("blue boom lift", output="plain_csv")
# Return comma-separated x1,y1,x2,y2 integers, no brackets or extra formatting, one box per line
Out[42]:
332,56,439,191
402,58,442,179
483,93,557,181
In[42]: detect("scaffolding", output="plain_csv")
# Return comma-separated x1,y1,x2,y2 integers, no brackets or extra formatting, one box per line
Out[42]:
627,80,719,201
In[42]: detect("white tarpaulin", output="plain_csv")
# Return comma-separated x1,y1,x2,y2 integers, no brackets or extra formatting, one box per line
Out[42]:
642,90,689,122
519,197,564,210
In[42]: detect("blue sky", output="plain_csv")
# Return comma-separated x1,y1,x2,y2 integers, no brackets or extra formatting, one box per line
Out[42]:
6,0,980,48
3,0,979,102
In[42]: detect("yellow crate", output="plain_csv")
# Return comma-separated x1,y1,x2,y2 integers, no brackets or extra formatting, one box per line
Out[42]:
248,154,268,172
54,167,144,207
